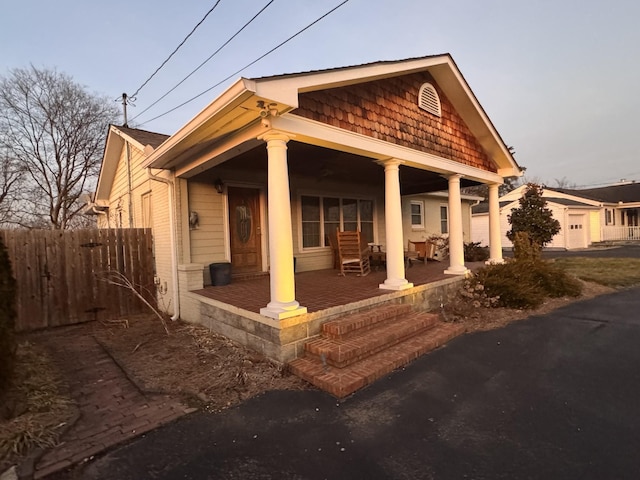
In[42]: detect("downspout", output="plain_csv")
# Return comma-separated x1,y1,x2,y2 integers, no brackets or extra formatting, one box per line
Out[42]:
147,168,180,321
91,206,110,228
126,143,134,227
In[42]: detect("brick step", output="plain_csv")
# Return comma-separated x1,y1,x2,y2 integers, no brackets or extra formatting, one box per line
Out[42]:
306,312,439,368
289,322,466,398
322,303,413,339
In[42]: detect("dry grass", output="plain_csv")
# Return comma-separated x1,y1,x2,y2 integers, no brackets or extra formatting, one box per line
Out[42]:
442,280,615,333
0,341,75,472
92,315,309,413
553,257,640,288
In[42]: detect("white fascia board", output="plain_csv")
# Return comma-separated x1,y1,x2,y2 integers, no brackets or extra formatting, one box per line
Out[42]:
498,184,527,201
175,122,265,178
428,63,519,174
271,114,504,185
143,78,256,170
255,55,520,176
111,126,147,152
542,188,602,207
95,127,124,201
252,56,452,108
422,191,484,202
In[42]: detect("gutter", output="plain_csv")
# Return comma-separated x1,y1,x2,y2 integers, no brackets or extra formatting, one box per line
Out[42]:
146,168,180,322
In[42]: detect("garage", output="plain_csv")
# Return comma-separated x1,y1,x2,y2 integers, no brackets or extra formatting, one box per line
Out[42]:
567,214,587,249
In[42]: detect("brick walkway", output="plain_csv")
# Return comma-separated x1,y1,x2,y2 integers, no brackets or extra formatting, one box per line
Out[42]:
27,326,196,479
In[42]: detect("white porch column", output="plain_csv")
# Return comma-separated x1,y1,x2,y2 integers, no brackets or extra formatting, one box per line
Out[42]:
259,131,307,320
379,159,413,291
487,183,504,264
445,174,469,275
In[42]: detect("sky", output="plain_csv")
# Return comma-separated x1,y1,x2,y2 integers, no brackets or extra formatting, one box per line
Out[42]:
1,0,639,188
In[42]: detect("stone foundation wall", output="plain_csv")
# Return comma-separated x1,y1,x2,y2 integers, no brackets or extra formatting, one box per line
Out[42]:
184,276,465,364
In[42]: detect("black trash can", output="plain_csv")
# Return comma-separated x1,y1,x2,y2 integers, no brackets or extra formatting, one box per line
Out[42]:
209,262,231,286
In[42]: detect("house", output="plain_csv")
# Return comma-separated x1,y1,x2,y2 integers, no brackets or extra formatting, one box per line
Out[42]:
472,182,640,249
557,183,640,242
90,54,522,362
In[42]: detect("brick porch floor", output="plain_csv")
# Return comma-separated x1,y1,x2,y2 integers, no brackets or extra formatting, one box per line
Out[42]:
193,260,475,313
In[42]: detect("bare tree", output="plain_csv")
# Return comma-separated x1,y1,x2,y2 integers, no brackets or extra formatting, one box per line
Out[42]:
553,176,577,189
0,66,119,229
0,143,25,226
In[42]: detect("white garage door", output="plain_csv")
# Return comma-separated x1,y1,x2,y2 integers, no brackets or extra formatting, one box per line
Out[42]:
567,214,587,249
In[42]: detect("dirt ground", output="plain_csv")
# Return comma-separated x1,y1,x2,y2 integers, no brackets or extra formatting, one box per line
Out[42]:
0,280,615,474
91,279,615,407
91,315,311,412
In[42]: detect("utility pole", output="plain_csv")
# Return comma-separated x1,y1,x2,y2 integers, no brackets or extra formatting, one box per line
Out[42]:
121,93,129,127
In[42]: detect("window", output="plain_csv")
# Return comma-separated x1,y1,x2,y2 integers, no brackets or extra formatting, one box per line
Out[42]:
418,82,442,117
410,201,424,229
301,195,374,248
301,196,321,248
440,205,448,234
605,209,615,226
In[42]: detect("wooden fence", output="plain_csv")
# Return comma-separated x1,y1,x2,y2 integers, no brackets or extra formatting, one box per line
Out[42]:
1,228,156,331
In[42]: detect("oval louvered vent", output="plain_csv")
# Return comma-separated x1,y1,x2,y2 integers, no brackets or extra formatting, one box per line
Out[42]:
418,82,441,117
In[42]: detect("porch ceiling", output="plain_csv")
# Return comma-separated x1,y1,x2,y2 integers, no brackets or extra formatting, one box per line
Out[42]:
195,141,480,194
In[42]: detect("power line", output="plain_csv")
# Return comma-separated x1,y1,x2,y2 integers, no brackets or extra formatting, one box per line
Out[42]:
130,0,275,123
137,0,351,127
129,1,222,99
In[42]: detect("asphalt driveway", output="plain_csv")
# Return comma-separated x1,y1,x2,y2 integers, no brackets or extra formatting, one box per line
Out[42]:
55,285,640,480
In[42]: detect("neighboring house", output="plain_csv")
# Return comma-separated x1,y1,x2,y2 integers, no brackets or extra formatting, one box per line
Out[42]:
472,182,640,249
89,54,521,360
557,183,640,242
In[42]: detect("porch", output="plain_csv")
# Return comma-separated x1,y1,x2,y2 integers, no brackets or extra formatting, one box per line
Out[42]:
602,225,640,242
182,261,481,363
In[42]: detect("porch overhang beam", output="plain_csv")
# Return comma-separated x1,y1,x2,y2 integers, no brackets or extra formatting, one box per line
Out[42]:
270,115,505,185
174,122,267,178
142,80,257,170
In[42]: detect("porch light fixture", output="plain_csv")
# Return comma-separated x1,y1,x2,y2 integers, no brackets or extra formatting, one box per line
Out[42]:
214,178,224,194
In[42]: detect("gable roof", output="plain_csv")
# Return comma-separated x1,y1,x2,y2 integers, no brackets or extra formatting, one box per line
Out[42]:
472,196,596,215
95,125,169,201
117,126,169,150
557,182,640,204
143,54,522,180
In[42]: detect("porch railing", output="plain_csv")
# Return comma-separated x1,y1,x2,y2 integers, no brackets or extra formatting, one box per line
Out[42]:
601,226,640,241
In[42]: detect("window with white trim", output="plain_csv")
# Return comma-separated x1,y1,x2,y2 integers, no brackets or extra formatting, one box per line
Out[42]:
410,200,424,229
605,208,615,226
418,82,442,117
440,205,449,234
301,195,374,248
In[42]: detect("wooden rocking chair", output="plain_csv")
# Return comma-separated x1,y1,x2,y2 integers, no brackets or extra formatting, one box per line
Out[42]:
336,229,371,276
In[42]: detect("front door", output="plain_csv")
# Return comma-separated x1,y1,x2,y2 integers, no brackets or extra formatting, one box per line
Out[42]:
228,187,262,274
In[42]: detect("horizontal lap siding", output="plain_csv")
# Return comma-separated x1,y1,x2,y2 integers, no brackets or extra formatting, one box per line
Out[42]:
188,181,227,266
292,72,495,172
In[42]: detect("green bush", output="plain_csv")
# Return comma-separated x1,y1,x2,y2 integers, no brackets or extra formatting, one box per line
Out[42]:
471,257,582,310
0,235,17,391
464,242,490,262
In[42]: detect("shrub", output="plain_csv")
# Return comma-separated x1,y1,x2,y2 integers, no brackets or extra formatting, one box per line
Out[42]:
464,242,490,262
470,257,582,310
0,235,17,391
426,234,449,259
511,231,541,261
506,183,561,252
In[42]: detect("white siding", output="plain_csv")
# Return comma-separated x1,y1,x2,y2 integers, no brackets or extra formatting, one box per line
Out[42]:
99,140,176,315
471,213,489,245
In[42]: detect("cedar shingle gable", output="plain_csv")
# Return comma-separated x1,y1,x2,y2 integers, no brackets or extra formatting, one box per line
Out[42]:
292,71,495,172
